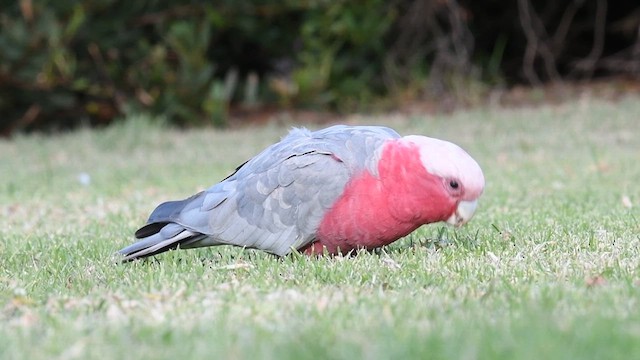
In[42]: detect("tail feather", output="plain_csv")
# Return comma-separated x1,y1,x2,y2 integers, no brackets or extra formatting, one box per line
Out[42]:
134,222,169,239
119,225,205,261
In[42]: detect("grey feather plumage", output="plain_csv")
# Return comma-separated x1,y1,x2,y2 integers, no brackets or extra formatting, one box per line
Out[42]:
119,125,401,260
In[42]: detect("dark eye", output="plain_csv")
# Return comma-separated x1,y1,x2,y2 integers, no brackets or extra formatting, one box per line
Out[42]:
449,180,459,189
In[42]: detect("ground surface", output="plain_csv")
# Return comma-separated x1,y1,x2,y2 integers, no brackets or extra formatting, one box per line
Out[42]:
1,96,639,359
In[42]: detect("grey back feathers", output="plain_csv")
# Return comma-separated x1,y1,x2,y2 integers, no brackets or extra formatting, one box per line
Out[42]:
119,125,401,260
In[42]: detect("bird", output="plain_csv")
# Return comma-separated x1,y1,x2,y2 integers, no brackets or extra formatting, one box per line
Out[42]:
118,125,485,261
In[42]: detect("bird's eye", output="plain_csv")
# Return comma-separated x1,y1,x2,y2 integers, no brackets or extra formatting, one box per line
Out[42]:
449,180,459,189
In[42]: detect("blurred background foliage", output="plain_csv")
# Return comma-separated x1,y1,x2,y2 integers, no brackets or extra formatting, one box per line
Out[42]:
1,0,639,135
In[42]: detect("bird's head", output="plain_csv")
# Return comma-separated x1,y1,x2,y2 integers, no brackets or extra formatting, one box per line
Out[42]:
401,135,485,227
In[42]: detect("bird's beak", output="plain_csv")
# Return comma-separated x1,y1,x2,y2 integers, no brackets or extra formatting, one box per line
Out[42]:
446,200,478,227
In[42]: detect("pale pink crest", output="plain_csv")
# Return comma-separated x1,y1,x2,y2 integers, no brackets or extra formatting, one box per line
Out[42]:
400,135,485,200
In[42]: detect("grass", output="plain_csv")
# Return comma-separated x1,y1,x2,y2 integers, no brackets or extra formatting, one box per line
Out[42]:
1,97,640,359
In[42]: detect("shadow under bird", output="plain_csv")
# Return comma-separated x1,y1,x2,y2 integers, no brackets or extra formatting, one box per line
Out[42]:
119,125,485,261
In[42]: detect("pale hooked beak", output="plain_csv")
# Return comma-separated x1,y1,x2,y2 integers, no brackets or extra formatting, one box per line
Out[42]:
446,200,478,227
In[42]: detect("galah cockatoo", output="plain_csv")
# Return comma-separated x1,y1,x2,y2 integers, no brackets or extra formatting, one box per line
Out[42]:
119,125,484,260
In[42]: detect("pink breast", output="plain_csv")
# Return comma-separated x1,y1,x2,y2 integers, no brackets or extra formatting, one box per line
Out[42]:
308,140,456,255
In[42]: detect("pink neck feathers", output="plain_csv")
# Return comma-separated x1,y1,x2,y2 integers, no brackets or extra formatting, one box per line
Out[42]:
311,140,456,254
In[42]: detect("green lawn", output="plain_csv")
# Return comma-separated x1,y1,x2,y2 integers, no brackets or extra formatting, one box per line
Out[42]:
1,97,639,359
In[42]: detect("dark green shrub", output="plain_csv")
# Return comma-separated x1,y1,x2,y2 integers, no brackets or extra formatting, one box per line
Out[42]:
0,0,638,135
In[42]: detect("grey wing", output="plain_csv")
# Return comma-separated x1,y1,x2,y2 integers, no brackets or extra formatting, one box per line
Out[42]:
171,150,351,256
192,125,399,255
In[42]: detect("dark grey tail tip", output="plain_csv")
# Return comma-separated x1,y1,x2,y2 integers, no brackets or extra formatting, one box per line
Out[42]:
112,249,147,263
114,245,179,263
